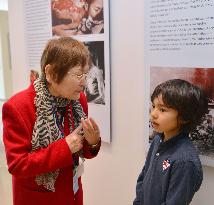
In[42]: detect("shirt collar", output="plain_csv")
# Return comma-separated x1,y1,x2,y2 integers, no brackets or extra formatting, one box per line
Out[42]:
157,131,189,151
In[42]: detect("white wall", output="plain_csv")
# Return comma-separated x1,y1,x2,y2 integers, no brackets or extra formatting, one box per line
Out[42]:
0,0,8,11
0,142,12,205
0,10,12,99
0,100,12,205
82,1,145,204
8,0,28,94
4,0,214,205
0,8,12,205
0,29,5,99
191,166,214,205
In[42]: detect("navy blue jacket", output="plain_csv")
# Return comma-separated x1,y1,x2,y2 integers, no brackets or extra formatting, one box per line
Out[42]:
133,132,203,205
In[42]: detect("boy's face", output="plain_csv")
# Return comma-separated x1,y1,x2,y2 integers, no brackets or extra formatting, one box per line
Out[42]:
150,94,181,141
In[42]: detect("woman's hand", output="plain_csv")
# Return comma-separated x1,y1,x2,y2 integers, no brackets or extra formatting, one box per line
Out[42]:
81,118,100,145
65,125,83,153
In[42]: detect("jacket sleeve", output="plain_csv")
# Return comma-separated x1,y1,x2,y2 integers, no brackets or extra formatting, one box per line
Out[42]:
161,160,203,205
2,102,73,178
82,138,101,159
79,92,101,159
133,166,146,205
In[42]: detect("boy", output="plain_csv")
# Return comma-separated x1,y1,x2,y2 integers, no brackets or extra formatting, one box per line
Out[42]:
133,79,208,205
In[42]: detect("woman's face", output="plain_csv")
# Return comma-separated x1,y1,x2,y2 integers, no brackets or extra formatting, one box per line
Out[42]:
47,65,89,100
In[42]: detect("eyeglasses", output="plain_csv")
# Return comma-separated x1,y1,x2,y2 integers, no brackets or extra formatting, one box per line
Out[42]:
67,71,88,81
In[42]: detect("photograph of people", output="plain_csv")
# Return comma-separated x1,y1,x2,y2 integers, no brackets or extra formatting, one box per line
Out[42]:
2,37,101,205
84,41,105,104
51,0,104,37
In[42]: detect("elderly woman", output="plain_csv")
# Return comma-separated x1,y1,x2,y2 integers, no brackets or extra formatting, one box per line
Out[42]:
2,37,101,205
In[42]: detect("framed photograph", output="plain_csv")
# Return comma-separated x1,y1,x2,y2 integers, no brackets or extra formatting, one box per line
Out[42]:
24,0,111,143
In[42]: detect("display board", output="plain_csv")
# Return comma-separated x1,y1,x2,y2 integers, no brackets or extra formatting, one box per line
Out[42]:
144,0,214,166
24,0,111,142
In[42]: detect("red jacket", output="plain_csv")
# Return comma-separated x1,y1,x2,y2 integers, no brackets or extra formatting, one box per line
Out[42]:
2,84,100,205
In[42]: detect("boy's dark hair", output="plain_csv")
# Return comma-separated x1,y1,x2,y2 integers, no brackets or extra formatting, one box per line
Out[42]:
151,79,208,133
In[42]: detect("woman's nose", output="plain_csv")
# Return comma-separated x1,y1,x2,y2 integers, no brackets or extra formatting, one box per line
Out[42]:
79,77,86,86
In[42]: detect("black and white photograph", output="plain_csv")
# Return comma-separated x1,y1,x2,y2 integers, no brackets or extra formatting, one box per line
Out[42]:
150,67,214,163
84,41,105,104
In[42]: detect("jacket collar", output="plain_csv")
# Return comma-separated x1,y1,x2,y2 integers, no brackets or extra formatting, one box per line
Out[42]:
157,131,189,151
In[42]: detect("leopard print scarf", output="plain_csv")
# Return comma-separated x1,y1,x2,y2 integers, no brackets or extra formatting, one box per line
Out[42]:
32,77,86,192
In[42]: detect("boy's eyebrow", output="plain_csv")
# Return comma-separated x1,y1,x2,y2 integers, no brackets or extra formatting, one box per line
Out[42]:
152,102,168,108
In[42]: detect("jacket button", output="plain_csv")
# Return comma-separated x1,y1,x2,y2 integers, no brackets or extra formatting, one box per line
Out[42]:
156,153,159,156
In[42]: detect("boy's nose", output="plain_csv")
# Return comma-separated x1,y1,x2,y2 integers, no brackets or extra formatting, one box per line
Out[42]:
150,109,157,119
